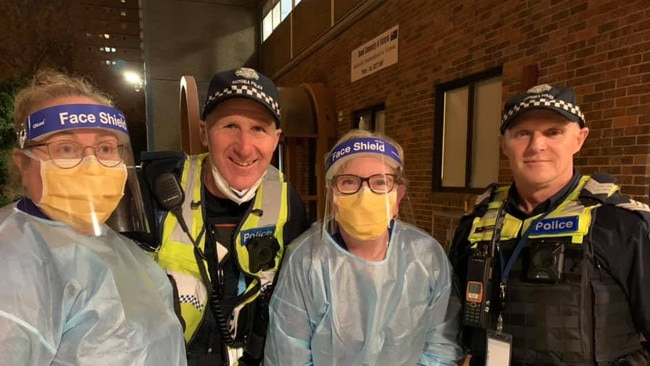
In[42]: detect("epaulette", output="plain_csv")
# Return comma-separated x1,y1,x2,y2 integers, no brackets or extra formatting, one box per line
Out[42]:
605,192,650,222
578,172,619,206
582,172,650,223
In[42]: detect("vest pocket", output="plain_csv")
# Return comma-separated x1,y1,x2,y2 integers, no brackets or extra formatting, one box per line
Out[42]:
591,279,640,363
504,280,584,363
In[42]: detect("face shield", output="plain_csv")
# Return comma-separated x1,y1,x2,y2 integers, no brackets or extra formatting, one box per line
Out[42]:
18,104,148,237
322,137,408,242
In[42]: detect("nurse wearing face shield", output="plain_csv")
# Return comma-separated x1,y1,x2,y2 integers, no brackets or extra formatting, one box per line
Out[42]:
0,70,186,365
264,129,463,365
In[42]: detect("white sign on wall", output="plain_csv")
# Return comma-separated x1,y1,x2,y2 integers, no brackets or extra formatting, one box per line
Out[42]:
351,25,399,82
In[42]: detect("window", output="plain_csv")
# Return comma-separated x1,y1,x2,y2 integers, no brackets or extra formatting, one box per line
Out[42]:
433,68,502,191
261,0,302,41
262,12,273,41
353,104,385,133
272,3,280,31
281,0,291,22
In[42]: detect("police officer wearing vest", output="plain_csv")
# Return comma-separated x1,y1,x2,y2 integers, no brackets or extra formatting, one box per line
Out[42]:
140,68,310,366
449,84,650,365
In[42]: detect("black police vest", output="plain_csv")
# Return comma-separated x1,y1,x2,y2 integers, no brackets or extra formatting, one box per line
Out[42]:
467,175,641,365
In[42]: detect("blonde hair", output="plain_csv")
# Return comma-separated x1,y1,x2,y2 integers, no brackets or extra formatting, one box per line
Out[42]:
326,129,405,178
13,69,113,131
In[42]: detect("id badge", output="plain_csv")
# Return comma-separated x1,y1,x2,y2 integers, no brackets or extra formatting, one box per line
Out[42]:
486,329,512,366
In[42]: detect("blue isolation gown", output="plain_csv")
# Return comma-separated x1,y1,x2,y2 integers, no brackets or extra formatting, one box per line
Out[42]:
264,220,463,366
0,201,187,365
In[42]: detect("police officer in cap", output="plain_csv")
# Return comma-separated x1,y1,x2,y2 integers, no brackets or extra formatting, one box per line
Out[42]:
140,67,310,366
449,84,650,365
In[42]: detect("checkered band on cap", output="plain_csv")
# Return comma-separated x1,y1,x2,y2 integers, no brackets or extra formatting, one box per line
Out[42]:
502,97,585,125
203,84,281,120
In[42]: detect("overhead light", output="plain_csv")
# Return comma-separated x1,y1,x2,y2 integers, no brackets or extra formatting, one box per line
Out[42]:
123,71,143,92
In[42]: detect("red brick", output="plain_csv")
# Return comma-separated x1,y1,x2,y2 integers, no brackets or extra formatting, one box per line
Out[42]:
609,155,634,165
612,136,637,146
271,0,650,237
613,116,638,128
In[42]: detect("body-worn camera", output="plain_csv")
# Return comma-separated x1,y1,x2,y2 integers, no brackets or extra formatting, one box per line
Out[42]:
246,235,280,273
527,240,565,282
464,242,496,329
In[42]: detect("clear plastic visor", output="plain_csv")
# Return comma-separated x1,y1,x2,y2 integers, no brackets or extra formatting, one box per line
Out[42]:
18,104,148,237
322,152,407,244
105,143,150,240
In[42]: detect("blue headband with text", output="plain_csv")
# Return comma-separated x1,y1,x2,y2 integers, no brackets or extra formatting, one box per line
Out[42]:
25,104,129,141
326,137,402,172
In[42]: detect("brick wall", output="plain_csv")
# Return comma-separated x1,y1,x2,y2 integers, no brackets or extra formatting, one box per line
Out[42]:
274,0,650,249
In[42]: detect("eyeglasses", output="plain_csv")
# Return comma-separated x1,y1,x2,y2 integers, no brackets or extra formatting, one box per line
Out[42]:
332,173,399,195
28,140,125,168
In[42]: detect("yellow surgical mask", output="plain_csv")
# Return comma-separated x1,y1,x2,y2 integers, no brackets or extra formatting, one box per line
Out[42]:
334,188,396,241
35,156,128,233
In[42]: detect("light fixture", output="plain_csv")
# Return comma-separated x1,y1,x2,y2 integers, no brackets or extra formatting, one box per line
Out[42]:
123,71,143,92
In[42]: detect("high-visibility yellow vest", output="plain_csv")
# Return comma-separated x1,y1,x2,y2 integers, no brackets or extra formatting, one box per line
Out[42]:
156,153,289,343
468,176,612,246
465,175,645,363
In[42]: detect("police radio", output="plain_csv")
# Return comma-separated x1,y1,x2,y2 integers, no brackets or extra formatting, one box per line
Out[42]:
463,243,496,329
463,202,506,329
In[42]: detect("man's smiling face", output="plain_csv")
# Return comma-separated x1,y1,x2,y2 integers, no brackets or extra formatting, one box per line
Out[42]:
500,109,589,191
200,98,281,191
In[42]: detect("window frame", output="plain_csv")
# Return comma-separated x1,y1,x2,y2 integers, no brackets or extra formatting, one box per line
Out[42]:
432,66,503,193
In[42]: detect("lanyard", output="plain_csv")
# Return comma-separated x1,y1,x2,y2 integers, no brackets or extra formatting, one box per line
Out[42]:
497,177,580,291
490,200,551,331
498,211,551,289
490,178,580,332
